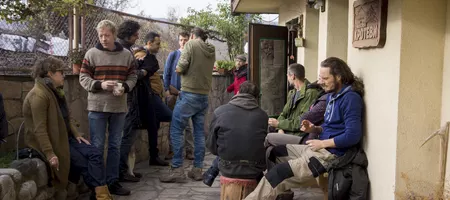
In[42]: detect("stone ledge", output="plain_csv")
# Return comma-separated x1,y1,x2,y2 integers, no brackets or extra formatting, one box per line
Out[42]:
0,158,90,200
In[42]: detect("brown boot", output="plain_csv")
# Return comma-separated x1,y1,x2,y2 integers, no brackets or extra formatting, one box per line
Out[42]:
95,185,113,200
187,167,203,181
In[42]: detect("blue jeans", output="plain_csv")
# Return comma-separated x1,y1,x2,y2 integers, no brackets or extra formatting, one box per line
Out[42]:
68,137,105,188
170,91,208,168
88,112,126,184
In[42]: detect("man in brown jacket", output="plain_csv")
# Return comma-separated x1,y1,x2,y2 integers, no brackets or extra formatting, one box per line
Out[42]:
23,57,112,200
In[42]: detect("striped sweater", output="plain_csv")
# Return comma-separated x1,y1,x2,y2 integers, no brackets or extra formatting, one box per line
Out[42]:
79,42,137,113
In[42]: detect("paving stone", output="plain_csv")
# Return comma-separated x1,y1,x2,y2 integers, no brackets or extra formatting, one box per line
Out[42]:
114,191,158,200
112,153,324,200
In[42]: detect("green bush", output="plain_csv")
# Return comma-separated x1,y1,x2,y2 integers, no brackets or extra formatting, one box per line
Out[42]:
0,151,15,168
216,60,235,70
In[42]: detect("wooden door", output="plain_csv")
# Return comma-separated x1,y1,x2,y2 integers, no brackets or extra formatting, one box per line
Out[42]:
248,23,289,117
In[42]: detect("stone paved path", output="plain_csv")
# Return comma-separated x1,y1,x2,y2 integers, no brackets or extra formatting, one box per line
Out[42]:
112,152,324,200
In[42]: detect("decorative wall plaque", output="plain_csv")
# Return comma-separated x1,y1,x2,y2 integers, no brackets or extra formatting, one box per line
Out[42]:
352,0,388,49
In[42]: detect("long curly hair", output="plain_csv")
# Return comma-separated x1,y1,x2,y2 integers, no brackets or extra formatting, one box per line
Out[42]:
320,57,364,97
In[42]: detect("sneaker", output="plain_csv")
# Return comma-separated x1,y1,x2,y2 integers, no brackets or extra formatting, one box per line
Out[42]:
119,173,140,182
149,157,169,166
159,167,187,183
108,181,131,196
202,167,219,187
187,167,203,181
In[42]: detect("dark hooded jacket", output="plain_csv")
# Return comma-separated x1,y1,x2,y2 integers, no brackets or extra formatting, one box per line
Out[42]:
118,39,159,129
207,93,268,179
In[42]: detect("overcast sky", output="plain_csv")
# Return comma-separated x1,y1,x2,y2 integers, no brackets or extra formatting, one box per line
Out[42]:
124,0,278,22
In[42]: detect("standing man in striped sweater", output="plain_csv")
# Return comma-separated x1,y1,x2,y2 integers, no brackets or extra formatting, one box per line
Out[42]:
79,20,137,196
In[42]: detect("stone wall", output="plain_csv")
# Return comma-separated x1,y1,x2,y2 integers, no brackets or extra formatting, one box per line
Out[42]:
0,158,89,200
0,75,170,161
0,73,233,168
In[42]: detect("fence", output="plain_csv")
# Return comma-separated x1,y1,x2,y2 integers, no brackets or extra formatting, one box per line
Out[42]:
0,4,186,75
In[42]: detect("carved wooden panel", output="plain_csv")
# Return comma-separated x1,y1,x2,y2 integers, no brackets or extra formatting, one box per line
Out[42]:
260,39,286,116
352,0,388,49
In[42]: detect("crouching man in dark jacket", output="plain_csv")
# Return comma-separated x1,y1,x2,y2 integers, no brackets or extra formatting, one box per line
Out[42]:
205,81,268,186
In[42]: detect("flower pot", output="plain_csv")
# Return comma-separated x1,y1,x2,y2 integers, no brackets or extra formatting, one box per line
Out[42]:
72,63,81,74
218,68,226,75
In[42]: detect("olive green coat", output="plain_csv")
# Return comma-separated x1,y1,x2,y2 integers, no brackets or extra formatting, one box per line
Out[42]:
277,79,320,136
23,78,81,189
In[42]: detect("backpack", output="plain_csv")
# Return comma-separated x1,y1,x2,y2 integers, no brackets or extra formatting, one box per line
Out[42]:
328,147,370,200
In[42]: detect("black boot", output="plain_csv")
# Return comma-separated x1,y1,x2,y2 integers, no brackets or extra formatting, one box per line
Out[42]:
119,173,140,182
202,166,219,187
108,181,131,196
149,157,169,166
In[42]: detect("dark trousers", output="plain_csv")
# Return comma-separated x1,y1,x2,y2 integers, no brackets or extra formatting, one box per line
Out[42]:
149,94,172,158
68,137,106,188
119,94,172,175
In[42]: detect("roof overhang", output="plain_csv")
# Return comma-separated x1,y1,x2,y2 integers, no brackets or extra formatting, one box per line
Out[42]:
231,0,281,14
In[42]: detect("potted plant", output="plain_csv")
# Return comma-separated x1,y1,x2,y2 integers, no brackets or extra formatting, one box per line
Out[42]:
216,60,235,75
69,49,86,74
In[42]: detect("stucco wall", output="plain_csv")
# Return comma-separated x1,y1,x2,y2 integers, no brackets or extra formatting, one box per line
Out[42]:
278,0,305,26
443,1,450,198
346,0,402,199
319,0,349,73
303,8,320,81
395,0,446,198
279,0,320,81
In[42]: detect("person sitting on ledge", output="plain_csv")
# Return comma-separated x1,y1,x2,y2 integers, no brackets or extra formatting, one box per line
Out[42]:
268,63,320,136
23,57,112,200
204,81,268,186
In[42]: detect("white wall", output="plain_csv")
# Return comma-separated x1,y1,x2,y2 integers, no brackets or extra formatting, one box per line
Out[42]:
441,0,450,198
346,0,402,199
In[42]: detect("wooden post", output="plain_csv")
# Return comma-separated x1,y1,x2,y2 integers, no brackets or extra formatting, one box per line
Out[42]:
73,7,80,50
81,15,86,49
68,10,73,52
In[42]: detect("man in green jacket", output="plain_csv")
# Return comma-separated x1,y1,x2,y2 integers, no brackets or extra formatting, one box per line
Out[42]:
160,27,216,183
268,63,320,137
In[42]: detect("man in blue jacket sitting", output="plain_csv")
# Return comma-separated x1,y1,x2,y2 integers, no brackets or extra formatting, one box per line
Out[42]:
244,57,365,200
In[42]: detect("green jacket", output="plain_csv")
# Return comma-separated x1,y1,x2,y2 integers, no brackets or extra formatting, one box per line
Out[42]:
277,79,320,136
177,39,216,95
